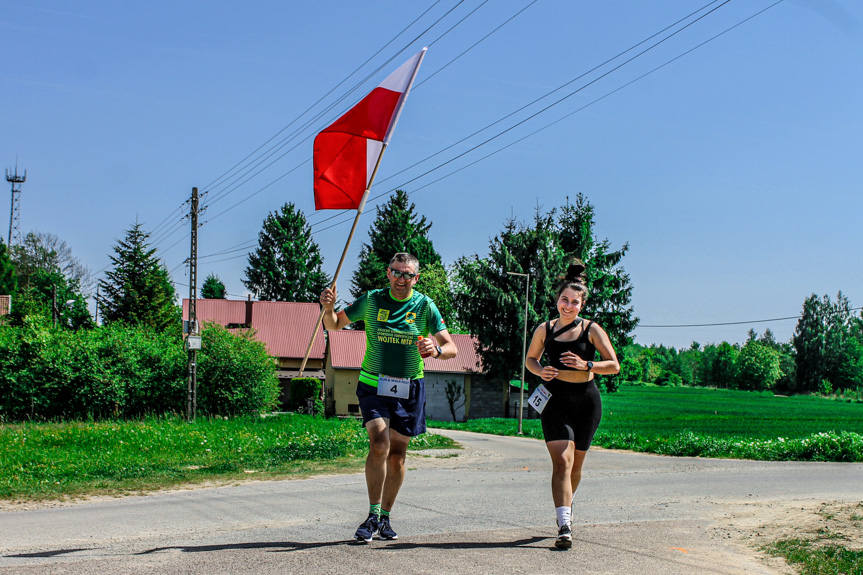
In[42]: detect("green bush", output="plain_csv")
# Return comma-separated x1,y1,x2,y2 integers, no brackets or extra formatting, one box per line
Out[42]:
0,321,280,421
288,378,324,415
196,323,280,416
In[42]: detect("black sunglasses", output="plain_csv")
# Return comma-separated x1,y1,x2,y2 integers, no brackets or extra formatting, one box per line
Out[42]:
389,268,417,280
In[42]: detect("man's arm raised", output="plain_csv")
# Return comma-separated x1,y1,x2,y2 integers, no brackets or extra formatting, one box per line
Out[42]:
320,286,352,331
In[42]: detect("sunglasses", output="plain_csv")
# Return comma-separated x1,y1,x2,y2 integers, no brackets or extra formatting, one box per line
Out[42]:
389,268,417,280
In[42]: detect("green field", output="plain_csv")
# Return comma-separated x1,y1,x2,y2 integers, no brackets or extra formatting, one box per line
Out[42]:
430,385,863,462
600,386,863,438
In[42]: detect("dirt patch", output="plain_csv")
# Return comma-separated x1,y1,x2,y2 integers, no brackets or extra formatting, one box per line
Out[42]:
713,499,863,572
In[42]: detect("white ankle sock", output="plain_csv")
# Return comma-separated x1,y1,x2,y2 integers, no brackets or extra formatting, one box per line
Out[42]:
555,506,571,528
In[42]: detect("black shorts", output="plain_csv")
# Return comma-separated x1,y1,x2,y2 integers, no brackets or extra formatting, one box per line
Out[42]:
356,379,426,437
540,379,602,450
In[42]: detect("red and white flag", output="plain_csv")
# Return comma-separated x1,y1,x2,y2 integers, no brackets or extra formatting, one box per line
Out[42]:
313,49,426,210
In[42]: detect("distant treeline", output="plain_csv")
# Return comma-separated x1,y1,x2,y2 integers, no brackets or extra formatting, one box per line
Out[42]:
616,292,862,396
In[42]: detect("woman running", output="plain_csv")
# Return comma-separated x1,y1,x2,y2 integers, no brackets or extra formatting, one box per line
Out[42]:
525,260,620,549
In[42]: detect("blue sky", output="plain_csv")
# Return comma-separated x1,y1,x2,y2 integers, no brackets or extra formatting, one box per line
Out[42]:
2,0,861,349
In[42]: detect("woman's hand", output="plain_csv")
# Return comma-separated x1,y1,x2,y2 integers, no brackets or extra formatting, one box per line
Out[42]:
559,351,587,371
540,365,559,381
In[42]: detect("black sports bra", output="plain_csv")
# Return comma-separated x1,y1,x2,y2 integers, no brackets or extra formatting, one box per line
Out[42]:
544,319,595,371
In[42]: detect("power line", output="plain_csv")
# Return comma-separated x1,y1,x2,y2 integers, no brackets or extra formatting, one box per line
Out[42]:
139,1,460,255
639,307,863,328
200,0,472,211
184,1,786,283
200,0,725,238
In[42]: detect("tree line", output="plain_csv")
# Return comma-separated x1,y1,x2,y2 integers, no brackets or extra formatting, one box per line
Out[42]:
623,292,863,397
2,189,859,420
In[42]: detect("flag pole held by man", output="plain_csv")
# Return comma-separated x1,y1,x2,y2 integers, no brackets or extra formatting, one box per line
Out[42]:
298,48,427,375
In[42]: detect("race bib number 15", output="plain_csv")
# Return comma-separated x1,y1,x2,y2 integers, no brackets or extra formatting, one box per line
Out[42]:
527,384,552,414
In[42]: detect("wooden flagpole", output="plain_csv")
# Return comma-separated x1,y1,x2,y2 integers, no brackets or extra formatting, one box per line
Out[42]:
297,144,389,376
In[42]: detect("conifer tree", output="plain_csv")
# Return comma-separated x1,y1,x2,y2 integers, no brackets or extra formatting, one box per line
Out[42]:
351,190,442,298
243,203,328,302
453,195,638,387
556,194,638,352
453,211,565,383
98,223,179,331
201,273,227,299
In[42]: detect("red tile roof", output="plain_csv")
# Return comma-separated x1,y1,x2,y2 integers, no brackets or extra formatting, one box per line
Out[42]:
182,299,325,359
328,331,482,374
183,299,246,325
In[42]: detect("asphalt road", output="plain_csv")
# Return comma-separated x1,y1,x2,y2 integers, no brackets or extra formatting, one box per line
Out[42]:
1,429,861,574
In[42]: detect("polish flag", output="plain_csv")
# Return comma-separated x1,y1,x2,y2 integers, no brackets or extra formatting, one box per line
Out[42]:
313,49,426,210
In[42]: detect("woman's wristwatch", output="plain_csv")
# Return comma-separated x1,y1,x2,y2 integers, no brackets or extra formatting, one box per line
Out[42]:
585,361,594,372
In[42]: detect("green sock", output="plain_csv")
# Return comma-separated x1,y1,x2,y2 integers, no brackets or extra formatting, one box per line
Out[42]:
381,509,391,518
369,504,382,518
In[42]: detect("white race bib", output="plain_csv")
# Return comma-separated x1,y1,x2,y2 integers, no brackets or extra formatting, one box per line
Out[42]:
527,384,552,414
377,375,410,399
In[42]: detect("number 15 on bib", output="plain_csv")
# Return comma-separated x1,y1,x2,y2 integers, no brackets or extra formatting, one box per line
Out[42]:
527,384,552,414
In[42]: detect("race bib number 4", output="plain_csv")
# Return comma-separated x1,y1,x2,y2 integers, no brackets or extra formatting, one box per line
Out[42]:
377,375,410,399
527,384,552,414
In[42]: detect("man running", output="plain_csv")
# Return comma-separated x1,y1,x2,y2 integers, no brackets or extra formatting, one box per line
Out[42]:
320,252,456,543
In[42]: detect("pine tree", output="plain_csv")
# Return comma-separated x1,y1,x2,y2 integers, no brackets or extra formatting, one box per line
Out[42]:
556,194,638,352
793,293,830,393
98,223,179,331
243,203,329,302
453,211,565,383
201,273,227,299
350,190,442,297
0,239,17,296
453,196,637,388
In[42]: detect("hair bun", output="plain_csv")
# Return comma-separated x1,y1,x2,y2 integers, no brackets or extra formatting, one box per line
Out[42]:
559,258,586,282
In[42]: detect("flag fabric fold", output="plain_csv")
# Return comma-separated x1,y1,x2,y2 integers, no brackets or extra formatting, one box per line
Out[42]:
314,49,426,210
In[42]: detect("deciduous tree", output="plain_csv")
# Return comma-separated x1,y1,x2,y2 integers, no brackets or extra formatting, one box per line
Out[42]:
0,240,16,297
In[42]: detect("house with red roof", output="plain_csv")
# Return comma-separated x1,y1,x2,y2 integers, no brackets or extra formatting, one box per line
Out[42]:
182,298,326,407
325,331,505,421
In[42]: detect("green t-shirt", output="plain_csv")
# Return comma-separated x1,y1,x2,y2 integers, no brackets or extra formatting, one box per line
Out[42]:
344,288,447,386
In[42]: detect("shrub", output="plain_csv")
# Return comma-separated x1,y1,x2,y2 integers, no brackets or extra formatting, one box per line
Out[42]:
288,378,324,415
196,323,280,416
0,321,280,420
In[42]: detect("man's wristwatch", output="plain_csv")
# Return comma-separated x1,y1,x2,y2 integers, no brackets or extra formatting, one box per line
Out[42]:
585,361,594,372
434,344,443,358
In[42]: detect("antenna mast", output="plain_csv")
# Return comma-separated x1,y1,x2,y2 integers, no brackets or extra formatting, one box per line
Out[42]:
5,166,26,247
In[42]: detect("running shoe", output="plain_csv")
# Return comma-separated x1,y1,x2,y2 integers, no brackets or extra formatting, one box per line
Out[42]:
354,513,379,543
377,515,398,540
555,523,573,549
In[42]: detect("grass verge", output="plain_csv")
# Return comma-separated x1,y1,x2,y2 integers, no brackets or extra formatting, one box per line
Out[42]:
762,539,863,575
0,413,455,502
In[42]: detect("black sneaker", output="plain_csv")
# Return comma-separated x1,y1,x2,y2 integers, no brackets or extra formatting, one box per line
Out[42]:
378,515,398,540
555,523,572,549
354,513,379,543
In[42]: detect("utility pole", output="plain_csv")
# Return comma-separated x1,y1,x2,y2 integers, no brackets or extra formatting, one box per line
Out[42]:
186,187,200,422
5,165,26,247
